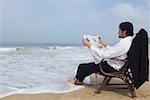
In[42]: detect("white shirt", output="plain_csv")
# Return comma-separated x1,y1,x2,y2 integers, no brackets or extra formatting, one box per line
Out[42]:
89,36,133,71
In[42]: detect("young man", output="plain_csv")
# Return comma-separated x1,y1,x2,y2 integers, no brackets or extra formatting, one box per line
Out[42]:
68,22,134,85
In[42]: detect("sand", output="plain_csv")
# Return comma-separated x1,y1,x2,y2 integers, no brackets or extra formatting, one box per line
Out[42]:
1,49,150,100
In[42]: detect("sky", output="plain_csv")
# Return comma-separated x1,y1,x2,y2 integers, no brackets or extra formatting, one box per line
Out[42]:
1,0,150,44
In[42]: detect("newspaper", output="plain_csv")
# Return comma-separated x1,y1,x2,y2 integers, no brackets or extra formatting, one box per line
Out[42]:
83,34,106,48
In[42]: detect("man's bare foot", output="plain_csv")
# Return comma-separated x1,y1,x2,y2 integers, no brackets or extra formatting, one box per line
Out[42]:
68,78,83,85
68,78,77,84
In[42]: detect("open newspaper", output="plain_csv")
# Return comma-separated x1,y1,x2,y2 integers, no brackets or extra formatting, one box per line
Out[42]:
83,34,107,64
83,34,107,48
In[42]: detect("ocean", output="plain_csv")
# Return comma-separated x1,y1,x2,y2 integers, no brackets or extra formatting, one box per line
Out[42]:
0,41,150,98
0,43,93,98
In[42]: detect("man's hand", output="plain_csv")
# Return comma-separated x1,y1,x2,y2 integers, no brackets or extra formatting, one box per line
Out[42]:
82,39,91,48
100,40,107,48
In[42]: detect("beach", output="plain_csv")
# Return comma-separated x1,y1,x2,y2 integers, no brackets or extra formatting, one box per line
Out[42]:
0,48,150,100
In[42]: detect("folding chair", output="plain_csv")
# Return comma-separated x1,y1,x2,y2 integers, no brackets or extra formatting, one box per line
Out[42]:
94,60,136,98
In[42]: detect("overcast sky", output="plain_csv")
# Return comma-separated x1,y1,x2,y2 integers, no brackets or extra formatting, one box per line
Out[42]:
1,0,150,44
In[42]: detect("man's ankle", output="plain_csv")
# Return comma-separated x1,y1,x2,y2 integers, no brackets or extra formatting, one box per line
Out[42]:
75,79,83,85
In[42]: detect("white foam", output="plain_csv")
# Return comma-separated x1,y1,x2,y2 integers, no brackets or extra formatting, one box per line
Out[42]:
0,84,84,98
47,46,81,50
0,48,16,52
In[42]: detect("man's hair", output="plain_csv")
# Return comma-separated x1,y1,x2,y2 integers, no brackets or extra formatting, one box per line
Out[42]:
119,22,134,36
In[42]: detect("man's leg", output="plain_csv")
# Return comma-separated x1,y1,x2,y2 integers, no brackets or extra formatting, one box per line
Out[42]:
68,61,119,85
75,62,100,83
68,62,100,84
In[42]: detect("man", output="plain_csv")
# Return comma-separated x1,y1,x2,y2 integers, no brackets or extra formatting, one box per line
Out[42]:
68,22,134,85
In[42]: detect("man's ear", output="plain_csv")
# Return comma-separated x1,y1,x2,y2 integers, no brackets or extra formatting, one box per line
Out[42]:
123,30,127,36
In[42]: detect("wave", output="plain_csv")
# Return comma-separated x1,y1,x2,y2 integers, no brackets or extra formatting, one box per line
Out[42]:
0,77,91,98
47,46,81,50
0,85,84,98
0,46,82,52
0,47,36,52
0,48,17,52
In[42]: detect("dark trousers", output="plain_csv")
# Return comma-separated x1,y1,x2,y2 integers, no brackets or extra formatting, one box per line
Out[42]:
75,61,118,82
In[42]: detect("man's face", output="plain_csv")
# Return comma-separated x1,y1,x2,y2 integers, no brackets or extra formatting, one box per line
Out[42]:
118,28,127,38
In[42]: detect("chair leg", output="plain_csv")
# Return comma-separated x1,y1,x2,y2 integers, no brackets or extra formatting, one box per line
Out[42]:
95,76,111,94
94,73,100,91
123,78,136,98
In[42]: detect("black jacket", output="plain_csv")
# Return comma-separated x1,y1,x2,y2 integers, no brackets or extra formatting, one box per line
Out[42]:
127,29,149,89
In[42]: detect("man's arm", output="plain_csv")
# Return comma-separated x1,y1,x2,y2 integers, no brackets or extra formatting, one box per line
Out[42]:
89,41,131,59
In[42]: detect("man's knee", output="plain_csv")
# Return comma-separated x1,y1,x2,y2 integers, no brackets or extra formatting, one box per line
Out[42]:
78,64,85,70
